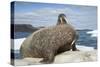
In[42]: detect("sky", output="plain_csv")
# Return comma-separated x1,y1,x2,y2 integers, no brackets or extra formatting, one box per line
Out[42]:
12,1,97,30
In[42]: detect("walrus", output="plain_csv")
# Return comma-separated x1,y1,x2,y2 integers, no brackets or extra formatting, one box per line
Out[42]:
20,13,78,64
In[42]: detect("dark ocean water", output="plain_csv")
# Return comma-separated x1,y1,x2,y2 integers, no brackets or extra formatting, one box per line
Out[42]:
12,30,97,59
76,30,97,49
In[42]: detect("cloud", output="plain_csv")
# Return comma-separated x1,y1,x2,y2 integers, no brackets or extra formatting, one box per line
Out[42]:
14,7,70,26
14,6,97,29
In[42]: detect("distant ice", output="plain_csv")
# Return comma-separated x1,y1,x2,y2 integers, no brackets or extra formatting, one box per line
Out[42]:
11,38,26,50
87,30,97,37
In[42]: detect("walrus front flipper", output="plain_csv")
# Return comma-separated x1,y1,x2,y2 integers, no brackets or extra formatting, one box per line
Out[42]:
72,43,79,51
72,33,79,51
71,32,79,51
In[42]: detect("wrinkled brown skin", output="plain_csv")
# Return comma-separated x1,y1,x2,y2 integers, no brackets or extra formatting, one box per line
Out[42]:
20,14,78,64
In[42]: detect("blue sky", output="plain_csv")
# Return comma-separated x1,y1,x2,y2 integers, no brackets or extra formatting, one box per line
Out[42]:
13,1,97,30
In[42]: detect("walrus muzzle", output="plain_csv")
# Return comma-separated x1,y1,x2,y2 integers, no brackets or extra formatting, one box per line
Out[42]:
57,14,68,25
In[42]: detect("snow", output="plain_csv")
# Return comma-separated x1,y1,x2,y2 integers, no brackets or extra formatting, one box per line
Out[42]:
77,45,94,51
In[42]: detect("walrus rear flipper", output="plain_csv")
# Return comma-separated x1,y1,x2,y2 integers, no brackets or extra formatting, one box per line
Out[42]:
72,32,79,51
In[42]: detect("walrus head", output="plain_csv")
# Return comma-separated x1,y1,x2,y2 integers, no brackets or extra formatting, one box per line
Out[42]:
57,14,68,25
